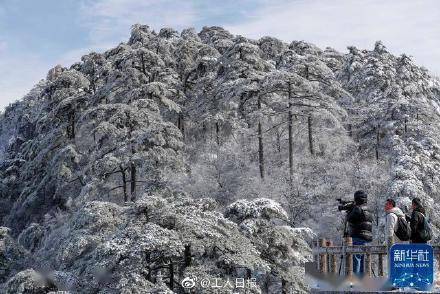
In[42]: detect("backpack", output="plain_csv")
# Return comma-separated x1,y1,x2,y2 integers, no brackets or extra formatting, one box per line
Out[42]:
393,213,411,241
418,213,433,242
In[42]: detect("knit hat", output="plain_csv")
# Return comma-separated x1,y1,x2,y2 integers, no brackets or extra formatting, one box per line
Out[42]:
354,190,367,204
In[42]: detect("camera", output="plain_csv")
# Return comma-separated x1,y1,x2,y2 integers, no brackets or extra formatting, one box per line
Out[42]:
336,198,354,211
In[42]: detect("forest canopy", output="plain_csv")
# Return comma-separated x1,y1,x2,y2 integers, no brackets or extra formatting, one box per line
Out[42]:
0,25,440,293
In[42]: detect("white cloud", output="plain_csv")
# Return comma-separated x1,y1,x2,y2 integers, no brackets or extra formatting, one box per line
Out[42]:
0,0,199,110
56,0,200,70
226,0,440,75
79,0,198,47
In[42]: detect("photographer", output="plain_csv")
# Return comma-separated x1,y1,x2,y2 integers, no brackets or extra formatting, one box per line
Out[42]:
345,190,373,275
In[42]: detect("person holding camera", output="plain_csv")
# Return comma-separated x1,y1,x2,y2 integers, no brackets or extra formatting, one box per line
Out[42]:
346,190,373,275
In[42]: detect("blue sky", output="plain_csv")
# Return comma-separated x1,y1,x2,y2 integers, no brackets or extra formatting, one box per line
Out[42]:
1,0,439,110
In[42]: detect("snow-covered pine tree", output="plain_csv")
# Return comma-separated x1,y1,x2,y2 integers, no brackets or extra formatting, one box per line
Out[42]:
2,24,440,293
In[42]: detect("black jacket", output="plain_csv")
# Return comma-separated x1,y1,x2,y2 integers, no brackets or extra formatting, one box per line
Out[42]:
410,206,427,243
347,203,373,242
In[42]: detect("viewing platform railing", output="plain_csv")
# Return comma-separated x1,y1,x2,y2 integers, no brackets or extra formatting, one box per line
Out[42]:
312,237,440,277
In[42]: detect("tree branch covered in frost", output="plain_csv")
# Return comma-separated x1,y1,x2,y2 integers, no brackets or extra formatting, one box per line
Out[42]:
225,198,288,222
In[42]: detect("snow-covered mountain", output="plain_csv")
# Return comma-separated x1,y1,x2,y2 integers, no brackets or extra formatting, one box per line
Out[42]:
0,25,439,293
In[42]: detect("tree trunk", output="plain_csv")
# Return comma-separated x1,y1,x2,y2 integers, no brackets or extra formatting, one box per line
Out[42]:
179,244,192,280
202,123,206,142
67,110,76,139
146,252,151,281
376,205,379,226
404,117,408,133
308,113,314,155
276,128,281,153
71,110,76,139
375,125,380,161
258,96,265,179
130,162,136,201
239,92,245,119
281,279,288,294
304,65,310,79
215,122,220,145
121,167,128,202
140,54,147,77
128,119,137,202
288,82,294,181
178,113,185,141
169,262,174,290
184,245,192,268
